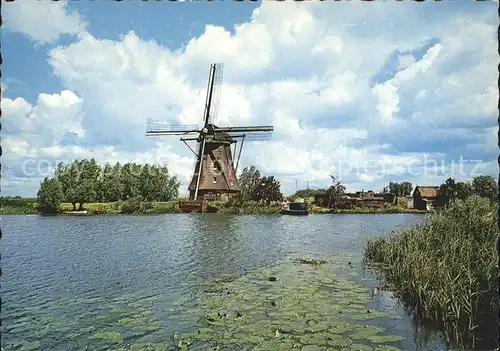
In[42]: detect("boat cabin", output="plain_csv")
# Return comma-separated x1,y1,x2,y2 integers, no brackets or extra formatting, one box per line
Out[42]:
281,197,309,215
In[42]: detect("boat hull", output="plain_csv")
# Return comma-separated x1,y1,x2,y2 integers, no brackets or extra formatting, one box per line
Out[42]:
281,209,309,216
62,211,89,216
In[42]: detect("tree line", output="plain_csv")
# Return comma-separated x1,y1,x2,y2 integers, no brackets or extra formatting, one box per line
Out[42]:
37,159,180,213
438,175,497,205
382,181,413,197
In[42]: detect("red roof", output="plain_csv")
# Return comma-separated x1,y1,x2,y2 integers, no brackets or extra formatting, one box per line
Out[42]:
415,186,439,198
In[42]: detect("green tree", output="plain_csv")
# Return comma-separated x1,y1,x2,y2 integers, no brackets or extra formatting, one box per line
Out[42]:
238,166,262,201
139,164,155,201
293,189,318,199
387,181,413,197
456,181,473,200
120,163,142,200
256,176,282,204
54,161,80,210
293,189,327,205
73,159,101,210
439,177,458,206
400,181,413,196
155,165,180,201
37,177,64,214
98,162,124,202
472,175,497,201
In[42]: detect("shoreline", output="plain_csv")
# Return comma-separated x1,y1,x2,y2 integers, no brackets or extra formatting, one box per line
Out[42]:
1,201,427,216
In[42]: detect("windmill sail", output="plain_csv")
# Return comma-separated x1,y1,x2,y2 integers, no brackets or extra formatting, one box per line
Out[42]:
208,63,223,124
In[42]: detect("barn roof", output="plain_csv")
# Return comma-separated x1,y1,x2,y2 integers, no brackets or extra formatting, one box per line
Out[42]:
415,186,439,198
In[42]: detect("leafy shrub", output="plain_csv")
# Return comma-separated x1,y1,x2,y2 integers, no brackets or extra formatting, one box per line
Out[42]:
120,199,141,214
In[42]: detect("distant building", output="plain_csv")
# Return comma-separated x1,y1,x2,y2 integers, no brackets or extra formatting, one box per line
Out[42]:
413,186,441,210
355,190,375,199
336,190,385,209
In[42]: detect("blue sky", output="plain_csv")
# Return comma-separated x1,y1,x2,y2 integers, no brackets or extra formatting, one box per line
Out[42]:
2,1,498,196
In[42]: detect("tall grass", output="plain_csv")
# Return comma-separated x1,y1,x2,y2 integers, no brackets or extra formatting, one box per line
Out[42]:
206,200,282,214
363,196,499,349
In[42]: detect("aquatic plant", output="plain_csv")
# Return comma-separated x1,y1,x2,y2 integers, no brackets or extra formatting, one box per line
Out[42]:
3,255,411,350
296,258,328,265
363,196,499,349
171,255,406,350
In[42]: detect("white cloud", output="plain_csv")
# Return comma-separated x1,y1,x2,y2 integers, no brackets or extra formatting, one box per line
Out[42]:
2,0,86,44
2,90,85,148
3,2,498,196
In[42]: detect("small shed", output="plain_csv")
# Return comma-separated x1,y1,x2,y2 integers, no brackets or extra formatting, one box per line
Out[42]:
412,186,440,210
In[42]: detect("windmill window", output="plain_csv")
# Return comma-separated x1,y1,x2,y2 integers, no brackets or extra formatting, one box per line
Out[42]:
213,177,217,183
213,161,221,172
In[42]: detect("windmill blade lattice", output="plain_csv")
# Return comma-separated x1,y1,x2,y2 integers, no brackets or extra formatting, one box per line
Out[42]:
207,63,224,124
226,131,273,141
146,122,200,135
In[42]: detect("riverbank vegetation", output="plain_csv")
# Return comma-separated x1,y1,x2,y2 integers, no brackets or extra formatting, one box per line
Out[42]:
0,197,39,214
363,195,498,349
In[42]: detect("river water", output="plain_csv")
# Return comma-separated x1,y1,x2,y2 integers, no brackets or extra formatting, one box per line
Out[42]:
1,213,447,350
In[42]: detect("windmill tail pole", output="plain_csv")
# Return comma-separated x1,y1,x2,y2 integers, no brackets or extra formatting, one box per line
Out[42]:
235,135,245,173
194,138,206,201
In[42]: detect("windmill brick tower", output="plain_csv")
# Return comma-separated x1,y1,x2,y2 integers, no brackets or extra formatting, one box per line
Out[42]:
146,63,274,204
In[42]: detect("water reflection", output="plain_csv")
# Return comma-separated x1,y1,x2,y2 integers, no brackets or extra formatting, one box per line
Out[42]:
357,263,447,351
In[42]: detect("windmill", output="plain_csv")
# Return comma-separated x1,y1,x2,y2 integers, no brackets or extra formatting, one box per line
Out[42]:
146,63,274,202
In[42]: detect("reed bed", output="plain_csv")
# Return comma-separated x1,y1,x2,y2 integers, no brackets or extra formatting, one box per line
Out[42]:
363,195,499,349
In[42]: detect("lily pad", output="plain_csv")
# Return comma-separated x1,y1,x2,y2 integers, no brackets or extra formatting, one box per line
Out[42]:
349,325,385,340
367,335,405,343
301,345,326,351
300,333,328,345
350,344,374,351
327,335,353,347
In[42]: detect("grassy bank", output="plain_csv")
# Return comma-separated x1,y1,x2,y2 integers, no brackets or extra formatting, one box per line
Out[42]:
0,201,181,215
0,197,39,215
2,200,427,215
309,204,426,214
206,201,282,214
0,205,39,215
59,201,181,215
363,196,498,349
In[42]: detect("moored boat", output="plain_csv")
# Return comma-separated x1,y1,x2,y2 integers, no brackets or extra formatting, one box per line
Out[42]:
281,198,309,216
